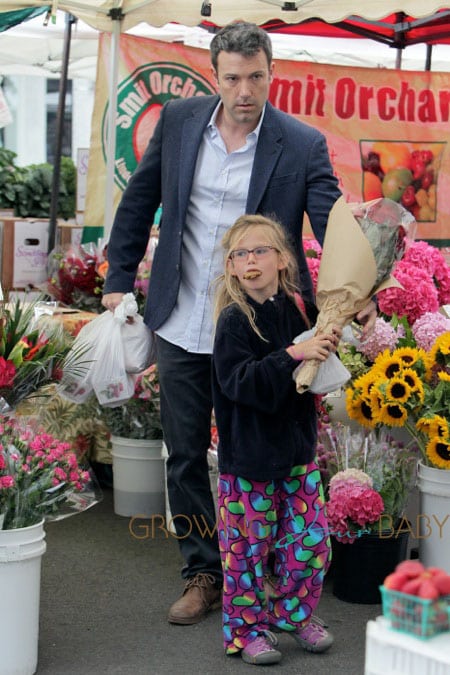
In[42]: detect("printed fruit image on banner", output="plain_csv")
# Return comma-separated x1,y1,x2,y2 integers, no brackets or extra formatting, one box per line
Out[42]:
360,141,446,223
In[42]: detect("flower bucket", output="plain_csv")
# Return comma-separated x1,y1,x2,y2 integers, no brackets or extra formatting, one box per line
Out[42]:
331,528,409,604
111,436,165,517
417,462,450,573
0,520,46,675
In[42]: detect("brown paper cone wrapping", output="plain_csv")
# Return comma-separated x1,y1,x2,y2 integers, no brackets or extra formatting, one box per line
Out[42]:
295,197,400,393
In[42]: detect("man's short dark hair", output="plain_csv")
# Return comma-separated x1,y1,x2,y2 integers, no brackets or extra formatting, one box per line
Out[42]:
210,21,273,70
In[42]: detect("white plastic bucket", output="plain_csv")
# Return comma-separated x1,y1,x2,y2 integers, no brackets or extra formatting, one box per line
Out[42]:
0,520,46,675
417,461,450,573
111,436,165,517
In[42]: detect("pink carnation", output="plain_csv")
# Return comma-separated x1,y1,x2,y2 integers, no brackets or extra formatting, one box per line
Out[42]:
0,475,15,489
412,312,450,351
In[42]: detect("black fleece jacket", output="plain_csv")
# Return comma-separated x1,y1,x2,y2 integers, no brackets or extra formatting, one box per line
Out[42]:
212,292,318,481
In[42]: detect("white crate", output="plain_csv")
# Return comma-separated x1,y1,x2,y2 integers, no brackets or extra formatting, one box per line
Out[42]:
365,616,450,675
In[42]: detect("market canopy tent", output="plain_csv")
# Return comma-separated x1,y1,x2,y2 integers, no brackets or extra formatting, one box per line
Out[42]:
2,0,450,240
1,1,450,38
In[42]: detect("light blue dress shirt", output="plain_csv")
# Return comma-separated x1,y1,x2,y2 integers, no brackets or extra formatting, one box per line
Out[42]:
156,103,264,354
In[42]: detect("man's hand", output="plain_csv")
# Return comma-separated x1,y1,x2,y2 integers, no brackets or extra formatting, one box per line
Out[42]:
102,292,125,312
355,299,377,339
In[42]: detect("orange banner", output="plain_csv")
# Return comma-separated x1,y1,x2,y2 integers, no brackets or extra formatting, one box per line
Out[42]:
85,33,450,246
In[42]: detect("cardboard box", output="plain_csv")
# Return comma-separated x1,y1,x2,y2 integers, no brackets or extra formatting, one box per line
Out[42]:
57,220,83,248
0,218,49,290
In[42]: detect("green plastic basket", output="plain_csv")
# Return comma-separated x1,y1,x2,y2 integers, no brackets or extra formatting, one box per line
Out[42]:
380,586,450,639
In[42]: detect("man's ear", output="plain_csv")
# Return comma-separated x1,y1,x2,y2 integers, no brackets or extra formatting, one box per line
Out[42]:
211,66,219,87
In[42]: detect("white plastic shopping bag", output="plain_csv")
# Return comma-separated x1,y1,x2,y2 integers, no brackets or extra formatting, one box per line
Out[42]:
292,327,351,395
59,293,154,406
114,294,155,373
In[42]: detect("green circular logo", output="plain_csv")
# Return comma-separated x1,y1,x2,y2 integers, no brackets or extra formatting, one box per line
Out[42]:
102,62,216,190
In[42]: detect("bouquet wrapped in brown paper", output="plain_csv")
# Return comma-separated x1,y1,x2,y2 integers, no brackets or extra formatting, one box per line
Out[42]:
295,196,413,393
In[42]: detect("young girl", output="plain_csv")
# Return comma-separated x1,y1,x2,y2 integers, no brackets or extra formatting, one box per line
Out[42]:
212,214,340,666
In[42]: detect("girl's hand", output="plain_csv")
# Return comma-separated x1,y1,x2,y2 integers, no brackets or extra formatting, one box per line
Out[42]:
355,300,377,339
287,327,341,362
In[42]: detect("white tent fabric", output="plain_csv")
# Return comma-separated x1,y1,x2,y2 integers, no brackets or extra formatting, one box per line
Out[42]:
3,1,450,233
4,14,450,79
1,0,450,32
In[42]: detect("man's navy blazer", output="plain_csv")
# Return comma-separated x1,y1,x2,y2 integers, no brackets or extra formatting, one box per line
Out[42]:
104,94,341,330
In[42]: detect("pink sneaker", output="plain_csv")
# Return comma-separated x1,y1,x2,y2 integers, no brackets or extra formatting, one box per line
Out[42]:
241,631,282,665
292,616,334,653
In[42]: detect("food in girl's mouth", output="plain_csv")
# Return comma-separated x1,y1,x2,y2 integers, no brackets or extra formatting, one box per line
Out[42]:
243,271,262,280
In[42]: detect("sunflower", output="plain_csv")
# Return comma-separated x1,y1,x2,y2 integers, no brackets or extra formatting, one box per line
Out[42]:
417,414,449,439
368,388,383,419
426,437,450,469
430,332,450,357
344,335,450,471
346,392,376,428
416,417,436,436
385,376,412,403
395,346,426,369
377,401,408,427
372,350,403,379
400,368,424,398
353,371,379,400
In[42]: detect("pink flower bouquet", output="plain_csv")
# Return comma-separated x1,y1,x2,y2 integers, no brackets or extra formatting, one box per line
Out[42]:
0,416,100,530
295,197,412,393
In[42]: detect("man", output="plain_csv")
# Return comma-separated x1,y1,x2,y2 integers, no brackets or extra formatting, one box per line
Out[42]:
102,21,376,629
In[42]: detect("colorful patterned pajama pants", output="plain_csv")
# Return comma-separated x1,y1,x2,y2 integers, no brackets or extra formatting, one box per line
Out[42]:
218,462,331,654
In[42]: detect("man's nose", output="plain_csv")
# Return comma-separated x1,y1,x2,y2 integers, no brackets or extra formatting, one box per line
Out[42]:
238,79,252,97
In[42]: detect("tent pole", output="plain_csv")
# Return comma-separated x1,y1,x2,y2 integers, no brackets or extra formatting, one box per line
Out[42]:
48,12,76,253
425,44,433,71
103,14,122,243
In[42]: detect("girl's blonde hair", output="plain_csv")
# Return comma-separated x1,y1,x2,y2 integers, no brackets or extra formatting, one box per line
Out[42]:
213,214,308,338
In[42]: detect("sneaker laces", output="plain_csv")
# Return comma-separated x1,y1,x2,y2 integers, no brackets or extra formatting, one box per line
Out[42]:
298,617,328,644
310,614,328,628
246,631,278,655
261,630,279,647
183,573,217,595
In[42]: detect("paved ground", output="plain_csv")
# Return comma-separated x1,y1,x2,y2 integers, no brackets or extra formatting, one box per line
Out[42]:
35,486,384,674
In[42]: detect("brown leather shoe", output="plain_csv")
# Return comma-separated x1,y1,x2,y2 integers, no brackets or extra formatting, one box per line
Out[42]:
167,573,222,625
